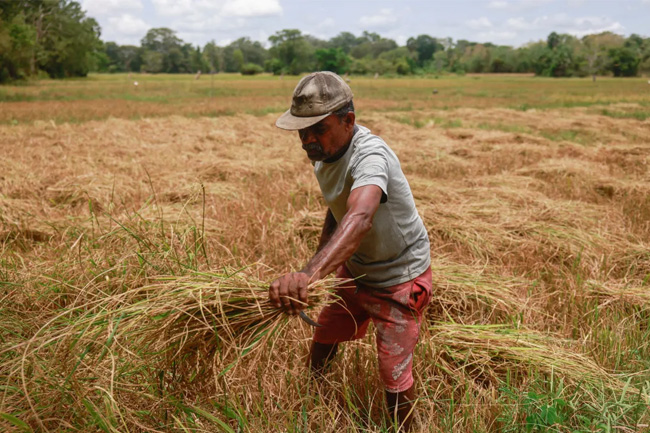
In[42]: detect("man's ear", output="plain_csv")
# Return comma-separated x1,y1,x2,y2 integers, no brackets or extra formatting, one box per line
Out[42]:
345,112,356,128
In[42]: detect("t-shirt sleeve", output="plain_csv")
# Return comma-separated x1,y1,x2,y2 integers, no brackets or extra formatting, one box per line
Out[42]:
350,140,389,203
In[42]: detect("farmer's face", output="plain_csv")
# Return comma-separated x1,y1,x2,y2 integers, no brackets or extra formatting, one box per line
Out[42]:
298,112,355,162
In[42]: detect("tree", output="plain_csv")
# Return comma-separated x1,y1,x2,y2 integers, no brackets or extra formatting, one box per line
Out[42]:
222,38,267,72
141,27,181,54
315,48,350,74
378,47,416,74
608,46,640,77
140,27,188,73
119,45,142,72
190,45,206,72
268,29,315,74
202,41,222,72
580,32,624,79
0,9,35,81
142,50,163,73
459,44,491,73
406,34,443,67
103,41,122,72
329,32,361,54
240,63,263,75
350,32,397,59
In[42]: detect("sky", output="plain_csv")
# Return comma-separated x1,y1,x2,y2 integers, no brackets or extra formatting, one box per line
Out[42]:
80,0,650,48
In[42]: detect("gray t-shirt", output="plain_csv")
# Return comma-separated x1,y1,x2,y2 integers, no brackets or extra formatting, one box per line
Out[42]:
313,124,431,288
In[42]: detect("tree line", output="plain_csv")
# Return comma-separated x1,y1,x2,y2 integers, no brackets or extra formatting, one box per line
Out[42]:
93,28,650,79
1,0,649,84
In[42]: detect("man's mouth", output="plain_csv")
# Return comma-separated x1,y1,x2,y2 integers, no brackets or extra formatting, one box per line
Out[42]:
303,143,323,157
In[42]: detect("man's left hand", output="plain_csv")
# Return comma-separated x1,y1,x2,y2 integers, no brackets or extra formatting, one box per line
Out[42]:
269,272,311,315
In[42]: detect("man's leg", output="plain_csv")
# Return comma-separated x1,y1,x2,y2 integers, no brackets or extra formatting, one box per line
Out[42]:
386,384,415,431
362,269,432,432
310,266,370,375
309,341,338,374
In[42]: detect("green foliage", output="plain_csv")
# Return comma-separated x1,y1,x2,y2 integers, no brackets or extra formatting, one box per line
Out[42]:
202,41,222,73
222,37,268,73
315,48,350,74
407,34,444,67
608,46,640,77
328,31,359,54
350,31,398,59
2,9,649,83
268,29,315,75
142,50,163,73
0,0,101,82
240,62,263,75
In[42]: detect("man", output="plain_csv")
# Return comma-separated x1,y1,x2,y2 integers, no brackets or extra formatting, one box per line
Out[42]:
269,71,431,431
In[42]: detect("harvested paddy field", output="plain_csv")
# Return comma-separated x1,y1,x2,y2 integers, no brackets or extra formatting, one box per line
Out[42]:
1,75,649,432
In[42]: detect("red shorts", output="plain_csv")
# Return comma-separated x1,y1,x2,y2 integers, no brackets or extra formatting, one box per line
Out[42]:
313,265,432,393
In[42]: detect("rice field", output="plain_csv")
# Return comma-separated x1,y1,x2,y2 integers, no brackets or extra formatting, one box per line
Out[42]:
1,73,649,432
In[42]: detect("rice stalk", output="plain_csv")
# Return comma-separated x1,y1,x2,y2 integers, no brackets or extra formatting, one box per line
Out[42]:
1,270,344,431
586,280,650,308
428,322,645,395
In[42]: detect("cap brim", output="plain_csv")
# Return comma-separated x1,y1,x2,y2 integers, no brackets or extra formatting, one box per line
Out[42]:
275,109,331,130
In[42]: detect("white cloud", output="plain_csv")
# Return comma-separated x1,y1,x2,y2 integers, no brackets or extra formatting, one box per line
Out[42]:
108,14,149,35
493,0,554,11
488,1,509,8
466,17,493,30
517,0,555,9
506,13,569,30
567,17,625,37
506,17,528,30
102,14,149,44
151,0,205,17
82,0,143,16
317,18,336,30
395,34,408,46
506,14,624,37
221,0,282,17
151,0,281,18
359,8,398,29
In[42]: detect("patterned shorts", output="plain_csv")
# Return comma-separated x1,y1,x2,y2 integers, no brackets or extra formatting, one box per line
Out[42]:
313,265,432,393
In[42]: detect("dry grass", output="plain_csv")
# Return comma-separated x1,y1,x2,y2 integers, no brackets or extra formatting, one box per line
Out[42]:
1,75,649,432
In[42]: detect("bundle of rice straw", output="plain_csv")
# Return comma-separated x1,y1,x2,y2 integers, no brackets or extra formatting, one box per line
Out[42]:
428,323,640,394
3,270,343,430
23,270,342,363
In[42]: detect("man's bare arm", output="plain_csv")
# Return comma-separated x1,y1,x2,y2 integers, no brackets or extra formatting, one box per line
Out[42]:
316,209,337,253
302,185,383,281
269,184,383,314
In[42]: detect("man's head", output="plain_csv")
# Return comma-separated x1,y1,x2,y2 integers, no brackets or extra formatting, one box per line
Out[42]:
276,71,355,162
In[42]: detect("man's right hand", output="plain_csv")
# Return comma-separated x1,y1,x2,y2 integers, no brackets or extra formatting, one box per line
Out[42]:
269,272,311,315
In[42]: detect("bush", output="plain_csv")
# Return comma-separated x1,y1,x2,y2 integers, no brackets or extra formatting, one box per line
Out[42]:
264,58,284,75
241,63,263,75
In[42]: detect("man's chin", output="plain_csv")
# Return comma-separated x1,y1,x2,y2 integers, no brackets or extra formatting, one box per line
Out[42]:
305,153,326,162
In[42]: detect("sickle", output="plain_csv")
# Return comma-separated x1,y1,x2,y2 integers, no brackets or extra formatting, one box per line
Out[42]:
299,310,322,327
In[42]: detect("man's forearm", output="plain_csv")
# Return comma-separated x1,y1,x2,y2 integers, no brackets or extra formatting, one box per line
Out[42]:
302,210,372,280
316,209,337,253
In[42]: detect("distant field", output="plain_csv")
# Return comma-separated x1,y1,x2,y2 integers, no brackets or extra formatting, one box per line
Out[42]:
1,75,649,432
1,73,649,123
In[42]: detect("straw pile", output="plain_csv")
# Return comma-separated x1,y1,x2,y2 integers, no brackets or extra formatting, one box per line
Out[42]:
1,271,341,431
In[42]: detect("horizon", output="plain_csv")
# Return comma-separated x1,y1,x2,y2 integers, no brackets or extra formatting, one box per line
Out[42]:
82,0,650,48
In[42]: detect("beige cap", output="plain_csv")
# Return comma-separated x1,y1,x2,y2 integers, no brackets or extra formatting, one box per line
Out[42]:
275,71,353,130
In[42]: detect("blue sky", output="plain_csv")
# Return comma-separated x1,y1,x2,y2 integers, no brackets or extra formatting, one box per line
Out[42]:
81,0,650,48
